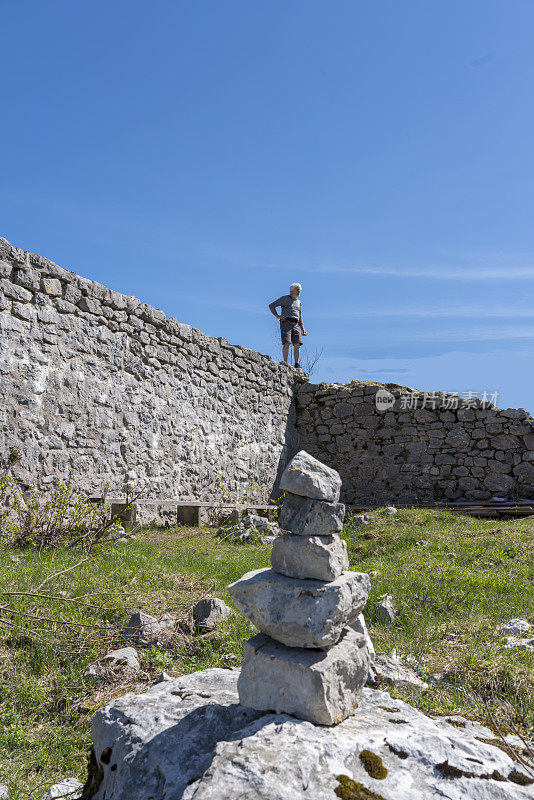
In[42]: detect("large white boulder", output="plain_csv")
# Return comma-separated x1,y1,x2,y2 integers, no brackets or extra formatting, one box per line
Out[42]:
228,568,370,649
271,532,349,581
277,492,345,536
280,451,342,502
87,667,534,799
238,627,369,725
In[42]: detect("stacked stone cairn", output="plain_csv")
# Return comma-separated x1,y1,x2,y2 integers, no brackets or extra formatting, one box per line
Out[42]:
228,450,371,726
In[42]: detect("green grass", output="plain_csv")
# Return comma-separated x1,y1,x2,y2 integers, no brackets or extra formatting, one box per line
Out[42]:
1,510,533,798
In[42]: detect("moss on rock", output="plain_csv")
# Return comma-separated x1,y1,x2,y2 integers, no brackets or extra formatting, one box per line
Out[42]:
359,750,388,780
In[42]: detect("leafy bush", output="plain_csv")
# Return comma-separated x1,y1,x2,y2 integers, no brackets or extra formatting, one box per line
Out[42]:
0,450,121,550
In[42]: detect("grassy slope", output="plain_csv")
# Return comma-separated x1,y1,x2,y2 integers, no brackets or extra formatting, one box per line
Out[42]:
1,509,533,798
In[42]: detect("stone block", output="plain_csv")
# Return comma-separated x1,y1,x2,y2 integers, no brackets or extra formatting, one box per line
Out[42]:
277,491,345,536
228,568,370,649
513,462,534,483
279,450,341,502
271,532,348,581
238,628,370,725
41,277,62,296
13,267,40,290
78,296,101,314
0,279,32,302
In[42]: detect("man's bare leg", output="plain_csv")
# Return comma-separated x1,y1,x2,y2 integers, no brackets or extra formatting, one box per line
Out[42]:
293,344,300,365
282,343,290,362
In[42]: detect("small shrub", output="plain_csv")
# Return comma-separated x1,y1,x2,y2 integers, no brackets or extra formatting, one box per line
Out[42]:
0,454,121,550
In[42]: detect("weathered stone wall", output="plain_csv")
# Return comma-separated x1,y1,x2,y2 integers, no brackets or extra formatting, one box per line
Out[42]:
296,381,534,505
3,236,534,507
0,238,304,500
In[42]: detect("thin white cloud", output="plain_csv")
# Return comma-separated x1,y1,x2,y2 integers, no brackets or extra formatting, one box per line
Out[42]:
311,304,534,320
205,245,534,282
316,325,534,347
306,264,534,281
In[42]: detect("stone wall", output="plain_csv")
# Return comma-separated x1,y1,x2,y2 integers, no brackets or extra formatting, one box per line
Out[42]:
3,236,534,508
296,381,534,505
0,238,304,501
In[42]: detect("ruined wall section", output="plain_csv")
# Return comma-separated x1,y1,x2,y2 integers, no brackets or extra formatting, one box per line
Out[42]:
296,381,534,505
0,238,303,500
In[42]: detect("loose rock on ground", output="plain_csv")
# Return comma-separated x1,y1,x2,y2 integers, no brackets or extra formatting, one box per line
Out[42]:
83,647,141,684
192,597,231,631
39,778,83,800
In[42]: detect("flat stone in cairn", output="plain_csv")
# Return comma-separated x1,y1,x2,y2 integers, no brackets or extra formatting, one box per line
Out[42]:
228,568,370,649
271,533,349,581
238,627,370,726
279,450,341,503
277,492,345,537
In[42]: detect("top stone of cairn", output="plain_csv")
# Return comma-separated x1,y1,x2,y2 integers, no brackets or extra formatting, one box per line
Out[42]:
279,450,342,503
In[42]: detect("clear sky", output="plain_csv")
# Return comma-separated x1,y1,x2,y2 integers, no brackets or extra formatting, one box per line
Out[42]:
2,1,534,410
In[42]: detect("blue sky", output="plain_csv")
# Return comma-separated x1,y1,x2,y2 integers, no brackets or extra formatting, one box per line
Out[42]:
2,1,534,410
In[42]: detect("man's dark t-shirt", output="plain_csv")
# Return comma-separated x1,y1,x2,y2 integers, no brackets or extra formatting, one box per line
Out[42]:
269,295,303,326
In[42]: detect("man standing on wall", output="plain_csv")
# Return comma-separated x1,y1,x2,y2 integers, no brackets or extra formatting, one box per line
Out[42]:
269,283,307,367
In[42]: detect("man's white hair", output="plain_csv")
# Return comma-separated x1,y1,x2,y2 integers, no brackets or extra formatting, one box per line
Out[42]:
290,283,302,293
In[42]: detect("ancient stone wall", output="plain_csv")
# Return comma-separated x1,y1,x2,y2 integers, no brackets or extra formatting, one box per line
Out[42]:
296,381,534,505
3,236,534,508
0,238,304,501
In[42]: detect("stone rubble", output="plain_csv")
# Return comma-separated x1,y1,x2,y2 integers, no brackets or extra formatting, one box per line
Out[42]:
217,513,281,544
228,451,372,725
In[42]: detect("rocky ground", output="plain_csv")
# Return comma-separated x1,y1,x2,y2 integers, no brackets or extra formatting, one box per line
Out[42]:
1,508,533,798
87,667,534,799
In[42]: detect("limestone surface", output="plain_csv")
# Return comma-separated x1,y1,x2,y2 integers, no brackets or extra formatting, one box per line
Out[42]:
237,628,370,725
271,532,349,581
279,450,342,502
87,667,534,800
277,491,345,536
228,567,370,649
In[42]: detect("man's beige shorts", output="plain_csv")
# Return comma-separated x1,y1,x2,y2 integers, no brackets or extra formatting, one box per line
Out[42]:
280,319,302,345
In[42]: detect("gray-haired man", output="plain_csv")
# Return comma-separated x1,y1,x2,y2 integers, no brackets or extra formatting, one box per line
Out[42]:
269,283,307,367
